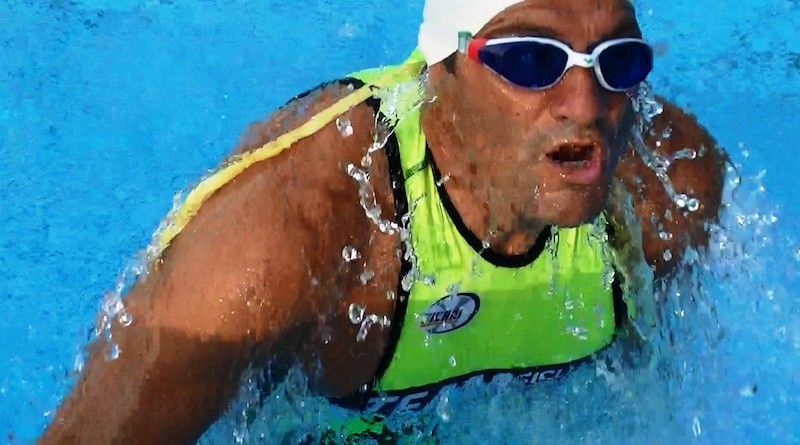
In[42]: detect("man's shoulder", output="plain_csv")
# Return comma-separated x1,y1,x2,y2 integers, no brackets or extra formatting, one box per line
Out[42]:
220,77,397,246
232,78,378,158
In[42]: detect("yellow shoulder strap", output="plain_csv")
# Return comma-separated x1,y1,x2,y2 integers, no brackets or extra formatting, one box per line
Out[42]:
151,59,425,259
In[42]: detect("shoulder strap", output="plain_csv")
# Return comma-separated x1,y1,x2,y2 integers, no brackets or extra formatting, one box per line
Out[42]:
152,59,424,259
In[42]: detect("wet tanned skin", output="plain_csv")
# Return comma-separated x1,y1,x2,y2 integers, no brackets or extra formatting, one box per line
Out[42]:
423,0,640,256
39,1,724,444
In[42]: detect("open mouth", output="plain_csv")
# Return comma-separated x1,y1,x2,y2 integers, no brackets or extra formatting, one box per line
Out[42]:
547,143,596,167
545,141,603,184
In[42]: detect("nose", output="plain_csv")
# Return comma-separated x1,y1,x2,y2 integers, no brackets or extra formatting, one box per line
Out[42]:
549,67,608,127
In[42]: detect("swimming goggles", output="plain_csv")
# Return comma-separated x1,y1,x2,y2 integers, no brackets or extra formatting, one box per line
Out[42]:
459,33,653,92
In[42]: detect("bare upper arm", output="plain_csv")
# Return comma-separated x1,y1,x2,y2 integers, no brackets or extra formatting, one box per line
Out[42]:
616,98,728,279
145,79,402,392
40,81,401,444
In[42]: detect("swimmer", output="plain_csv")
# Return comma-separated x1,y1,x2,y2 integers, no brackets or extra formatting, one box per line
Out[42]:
40,0,726,443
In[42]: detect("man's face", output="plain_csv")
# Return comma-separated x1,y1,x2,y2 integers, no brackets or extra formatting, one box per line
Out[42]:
434,0,641,229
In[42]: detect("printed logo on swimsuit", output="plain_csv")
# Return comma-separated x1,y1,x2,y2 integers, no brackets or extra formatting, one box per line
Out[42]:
419,292,480,334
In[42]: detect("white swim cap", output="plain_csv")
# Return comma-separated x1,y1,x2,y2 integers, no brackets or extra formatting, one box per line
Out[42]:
418,0,636,65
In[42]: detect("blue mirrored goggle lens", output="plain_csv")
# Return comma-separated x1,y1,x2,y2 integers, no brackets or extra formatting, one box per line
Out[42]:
478,40,653,90
597,41,653,90
478,41,568,89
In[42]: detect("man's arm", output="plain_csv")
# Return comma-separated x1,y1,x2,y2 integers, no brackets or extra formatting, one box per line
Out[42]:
39,84,399,445
616,98,728,279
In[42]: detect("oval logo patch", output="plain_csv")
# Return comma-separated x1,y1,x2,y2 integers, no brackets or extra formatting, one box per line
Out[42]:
419,293,480,334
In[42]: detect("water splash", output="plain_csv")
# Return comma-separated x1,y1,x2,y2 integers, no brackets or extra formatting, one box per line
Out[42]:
203,71,796,445
630,83,704,213
345,163,398,235
91,249,148,364
347,304,365,324
357,269,374,285
399,200,421,294
546,226,561,298
341,245,360,262
356,314,378,342
436,394,452,423
335,117,353,137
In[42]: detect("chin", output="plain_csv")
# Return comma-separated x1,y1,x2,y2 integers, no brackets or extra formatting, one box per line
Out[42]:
541,188,608,228
552,210,600,228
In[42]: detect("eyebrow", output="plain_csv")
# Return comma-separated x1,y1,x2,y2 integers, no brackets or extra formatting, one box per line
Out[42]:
488,24,566,40
599,17,642,41
486,17,643,47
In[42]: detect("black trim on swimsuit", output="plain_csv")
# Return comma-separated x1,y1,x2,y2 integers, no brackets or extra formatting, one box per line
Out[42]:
327,78,628,409
429,146,628,325
427,148,553,269
606,222,630,329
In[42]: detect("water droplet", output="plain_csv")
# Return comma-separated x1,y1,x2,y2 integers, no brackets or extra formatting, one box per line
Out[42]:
692,416,702,437
740,147,750,159
378,219,399,234
436,174,451,186
737,214,747,227
663,249,673,261
346,163,367,181
73,353,85,374
686,198,700,212
566,326,588,340
118,311,133,327
673,148,697,160
739,384,757,397
346,163,398,235
378,315,392,327
369,123,392,154
104,343,120,361
342,246,360,262
356,314,379,342
320,326,333,345
360,154,372,168
675,194,688,208
470,258,482,277
401,270,417,292
386,290,396,300
658,231,673,241
358,270,375,285
436,394,452,422
422,275,436,286
446,283,460,296
449,356,457,367
335,117,353,137
348,304,365,324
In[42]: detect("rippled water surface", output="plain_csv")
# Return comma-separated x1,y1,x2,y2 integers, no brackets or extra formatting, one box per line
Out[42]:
1,0,798,443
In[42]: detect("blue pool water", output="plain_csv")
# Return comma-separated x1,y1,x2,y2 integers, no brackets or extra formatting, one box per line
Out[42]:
1,0,799,443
